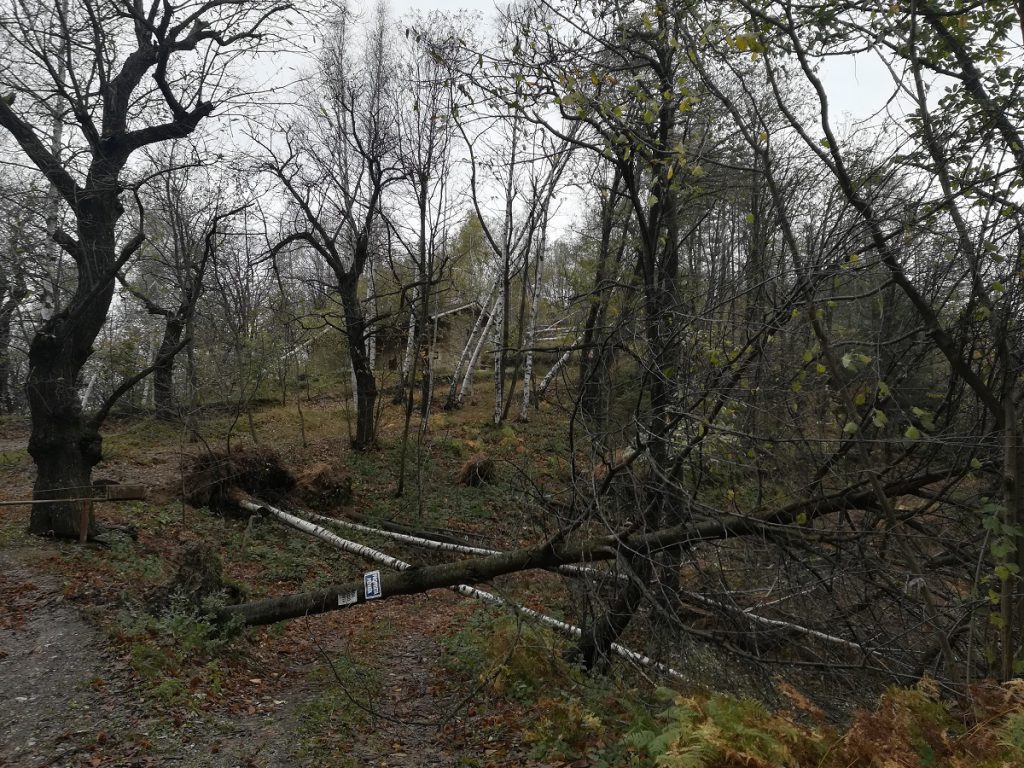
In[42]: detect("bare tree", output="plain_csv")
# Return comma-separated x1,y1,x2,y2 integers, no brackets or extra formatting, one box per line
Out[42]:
0,0,290,538
117,148,241,420
261,0,399,450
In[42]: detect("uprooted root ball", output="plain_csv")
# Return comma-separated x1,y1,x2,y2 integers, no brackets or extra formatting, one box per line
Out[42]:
183,446,296,514
295,460,353,512
457,455,496,487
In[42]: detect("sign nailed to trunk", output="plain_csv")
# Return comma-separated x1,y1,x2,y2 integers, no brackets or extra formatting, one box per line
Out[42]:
364,570,383,600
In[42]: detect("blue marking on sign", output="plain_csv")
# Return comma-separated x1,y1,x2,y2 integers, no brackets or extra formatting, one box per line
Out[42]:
364,570,382,600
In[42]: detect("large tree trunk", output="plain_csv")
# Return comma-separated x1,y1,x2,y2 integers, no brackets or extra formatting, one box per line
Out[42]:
578,169,626,431
338,274,376,449
153,317,184,421
27,194,119,538
570,560,649,671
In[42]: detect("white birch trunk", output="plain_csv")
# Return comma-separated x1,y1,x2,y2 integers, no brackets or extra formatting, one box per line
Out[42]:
366,269,377,373
80,373,98,410
536,335,580,400
518,243,545,422
446,283,499,408
426,316,439,414
460,291,500,405
492,295,504,425
305,509,619,580
241,498,686,681
280,327,330,363
41,1,69,322
400,295,417,383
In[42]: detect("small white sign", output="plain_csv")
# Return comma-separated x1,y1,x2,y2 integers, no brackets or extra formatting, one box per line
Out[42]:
337,590,358,606
363,570,383,600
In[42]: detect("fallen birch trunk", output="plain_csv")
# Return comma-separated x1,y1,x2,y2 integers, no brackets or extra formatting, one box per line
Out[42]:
237,498,684,680
681,591,870,655
224,468,954,661
304,509,618,581
535,336,580,401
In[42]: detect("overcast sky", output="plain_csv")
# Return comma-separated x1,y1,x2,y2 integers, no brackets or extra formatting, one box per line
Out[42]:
378,0,899,126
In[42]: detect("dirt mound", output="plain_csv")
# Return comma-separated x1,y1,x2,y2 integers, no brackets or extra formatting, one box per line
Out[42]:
296,460,353,511
148,542,242,610
183,446,296,513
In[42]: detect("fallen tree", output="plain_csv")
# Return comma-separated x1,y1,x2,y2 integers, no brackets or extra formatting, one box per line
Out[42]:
223,466,956,629
238,498,686,679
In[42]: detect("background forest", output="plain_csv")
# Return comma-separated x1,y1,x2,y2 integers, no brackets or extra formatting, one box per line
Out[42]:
3,0,1024,765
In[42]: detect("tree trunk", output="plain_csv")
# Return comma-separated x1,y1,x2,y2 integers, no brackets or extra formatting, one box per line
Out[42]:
27,194,119,539
0,309,13,414
535,337,578,401
153,317,184,421
445,283,498,410
492,295,505,425
339,274,376,449
459,291,500,406
518,224,546,422
1,244,25,414
578,170,626,430
397,298,417,403
570,561,648,671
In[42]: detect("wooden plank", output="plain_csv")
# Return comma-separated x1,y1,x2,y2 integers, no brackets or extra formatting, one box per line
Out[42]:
104,484,148,501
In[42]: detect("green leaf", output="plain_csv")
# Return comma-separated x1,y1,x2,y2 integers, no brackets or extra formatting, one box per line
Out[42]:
872,409,888,428
802,349,813,363
843,421,858,435
992,538,1017,559
905,425,922,440
796,512,808,525
996,564,1019,581
971,458,983,470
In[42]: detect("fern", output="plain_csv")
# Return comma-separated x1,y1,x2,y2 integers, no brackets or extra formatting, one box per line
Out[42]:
997,711,1024,758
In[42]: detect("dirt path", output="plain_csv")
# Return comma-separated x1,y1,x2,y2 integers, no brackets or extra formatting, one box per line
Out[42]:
0,542,537,768
0,545,306,767
343,594,466,767
0,549,134,767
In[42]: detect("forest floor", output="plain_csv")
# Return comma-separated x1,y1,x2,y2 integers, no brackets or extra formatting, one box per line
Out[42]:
3,387,1024,768
0,390,575,767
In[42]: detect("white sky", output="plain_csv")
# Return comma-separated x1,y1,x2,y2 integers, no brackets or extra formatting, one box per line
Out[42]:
239,0,903,242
